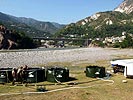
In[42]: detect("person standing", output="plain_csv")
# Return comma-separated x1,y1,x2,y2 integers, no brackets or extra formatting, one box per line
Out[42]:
12,68,17,85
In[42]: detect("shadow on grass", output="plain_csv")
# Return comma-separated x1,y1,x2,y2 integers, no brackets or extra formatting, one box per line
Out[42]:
68,77,77,81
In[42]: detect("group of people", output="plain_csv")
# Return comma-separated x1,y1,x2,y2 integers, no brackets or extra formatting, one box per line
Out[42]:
12,65,28,85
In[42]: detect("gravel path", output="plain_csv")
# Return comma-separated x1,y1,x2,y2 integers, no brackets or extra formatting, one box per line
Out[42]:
0,47,133,68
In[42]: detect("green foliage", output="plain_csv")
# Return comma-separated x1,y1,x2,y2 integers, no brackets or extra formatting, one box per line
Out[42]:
99,24,132,38
54,24,98,39
10,31,37,49
0,19,49,38
54,22,133,46
54,11,133,47
91,40,105,47
113,42,121,48
120,34,133,48
54,24,84,38
17,34,36,49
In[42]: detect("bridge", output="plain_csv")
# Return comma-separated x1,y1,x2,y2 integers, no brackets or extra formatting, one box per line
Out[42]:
32,37,91,47
32,37,89,41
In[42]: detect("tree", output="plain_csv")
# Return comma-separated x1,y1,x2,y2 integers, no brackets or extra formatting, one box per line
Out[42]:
114,34,133,48
120,34,133,48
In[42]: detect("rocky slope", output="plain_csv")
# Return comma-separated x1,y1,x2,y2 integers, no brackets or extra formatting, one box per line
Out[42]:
76,11,133,29
114,0,133,14
0,25,17,49
0,25,36,49
77,0,133,32
76,0,133,29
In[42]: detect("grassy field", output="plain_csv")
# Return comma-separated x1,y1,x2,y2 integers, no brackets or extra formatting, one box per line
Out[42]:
0,50,133,100
0,60,133,100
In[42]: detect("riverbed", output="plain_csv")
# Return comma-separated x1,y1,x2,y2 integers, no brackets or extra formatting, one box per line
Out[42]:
0,47,133,68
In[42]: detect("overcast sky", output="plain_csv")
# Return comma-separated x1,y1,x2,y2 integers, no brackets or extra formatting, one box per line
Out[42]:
0,0,123,24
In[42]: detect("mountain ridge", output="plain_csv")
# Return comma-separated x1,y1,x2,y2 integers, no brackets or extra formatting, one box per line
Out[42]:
14,17,65,33
76,11,133,29
76,0,133,27
114,0,133,14
0,12,65,37
54,0,133,47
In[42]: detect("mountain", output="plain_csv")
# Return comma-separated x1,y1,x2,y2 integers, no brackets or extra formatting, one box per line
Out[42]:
55,0,133,35
76,0,133,30
55,10,133,39
54,0,133,47
51,22,65,29
114,0,133,14
12,17,65,34
0,12,65,37
76,11,133,30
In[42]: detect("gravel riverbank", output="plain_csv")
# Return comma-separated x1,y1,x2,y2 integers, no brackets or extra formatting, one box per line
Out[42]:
0,47,133,68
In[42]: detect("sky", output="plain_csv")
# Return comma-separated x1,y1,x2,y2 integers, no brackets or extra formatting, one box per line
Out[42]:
0,0,124,24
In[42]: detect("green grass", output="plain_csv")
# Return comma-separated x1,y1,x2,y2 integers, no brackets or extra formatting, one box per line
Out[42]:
0,58,133,100
1,73,132,100
0,75,133,100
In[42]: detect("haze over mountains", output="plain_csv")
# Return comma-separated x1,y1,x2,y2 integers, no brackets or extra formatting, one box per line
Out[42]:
0,12,65,37
12,17,65,34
